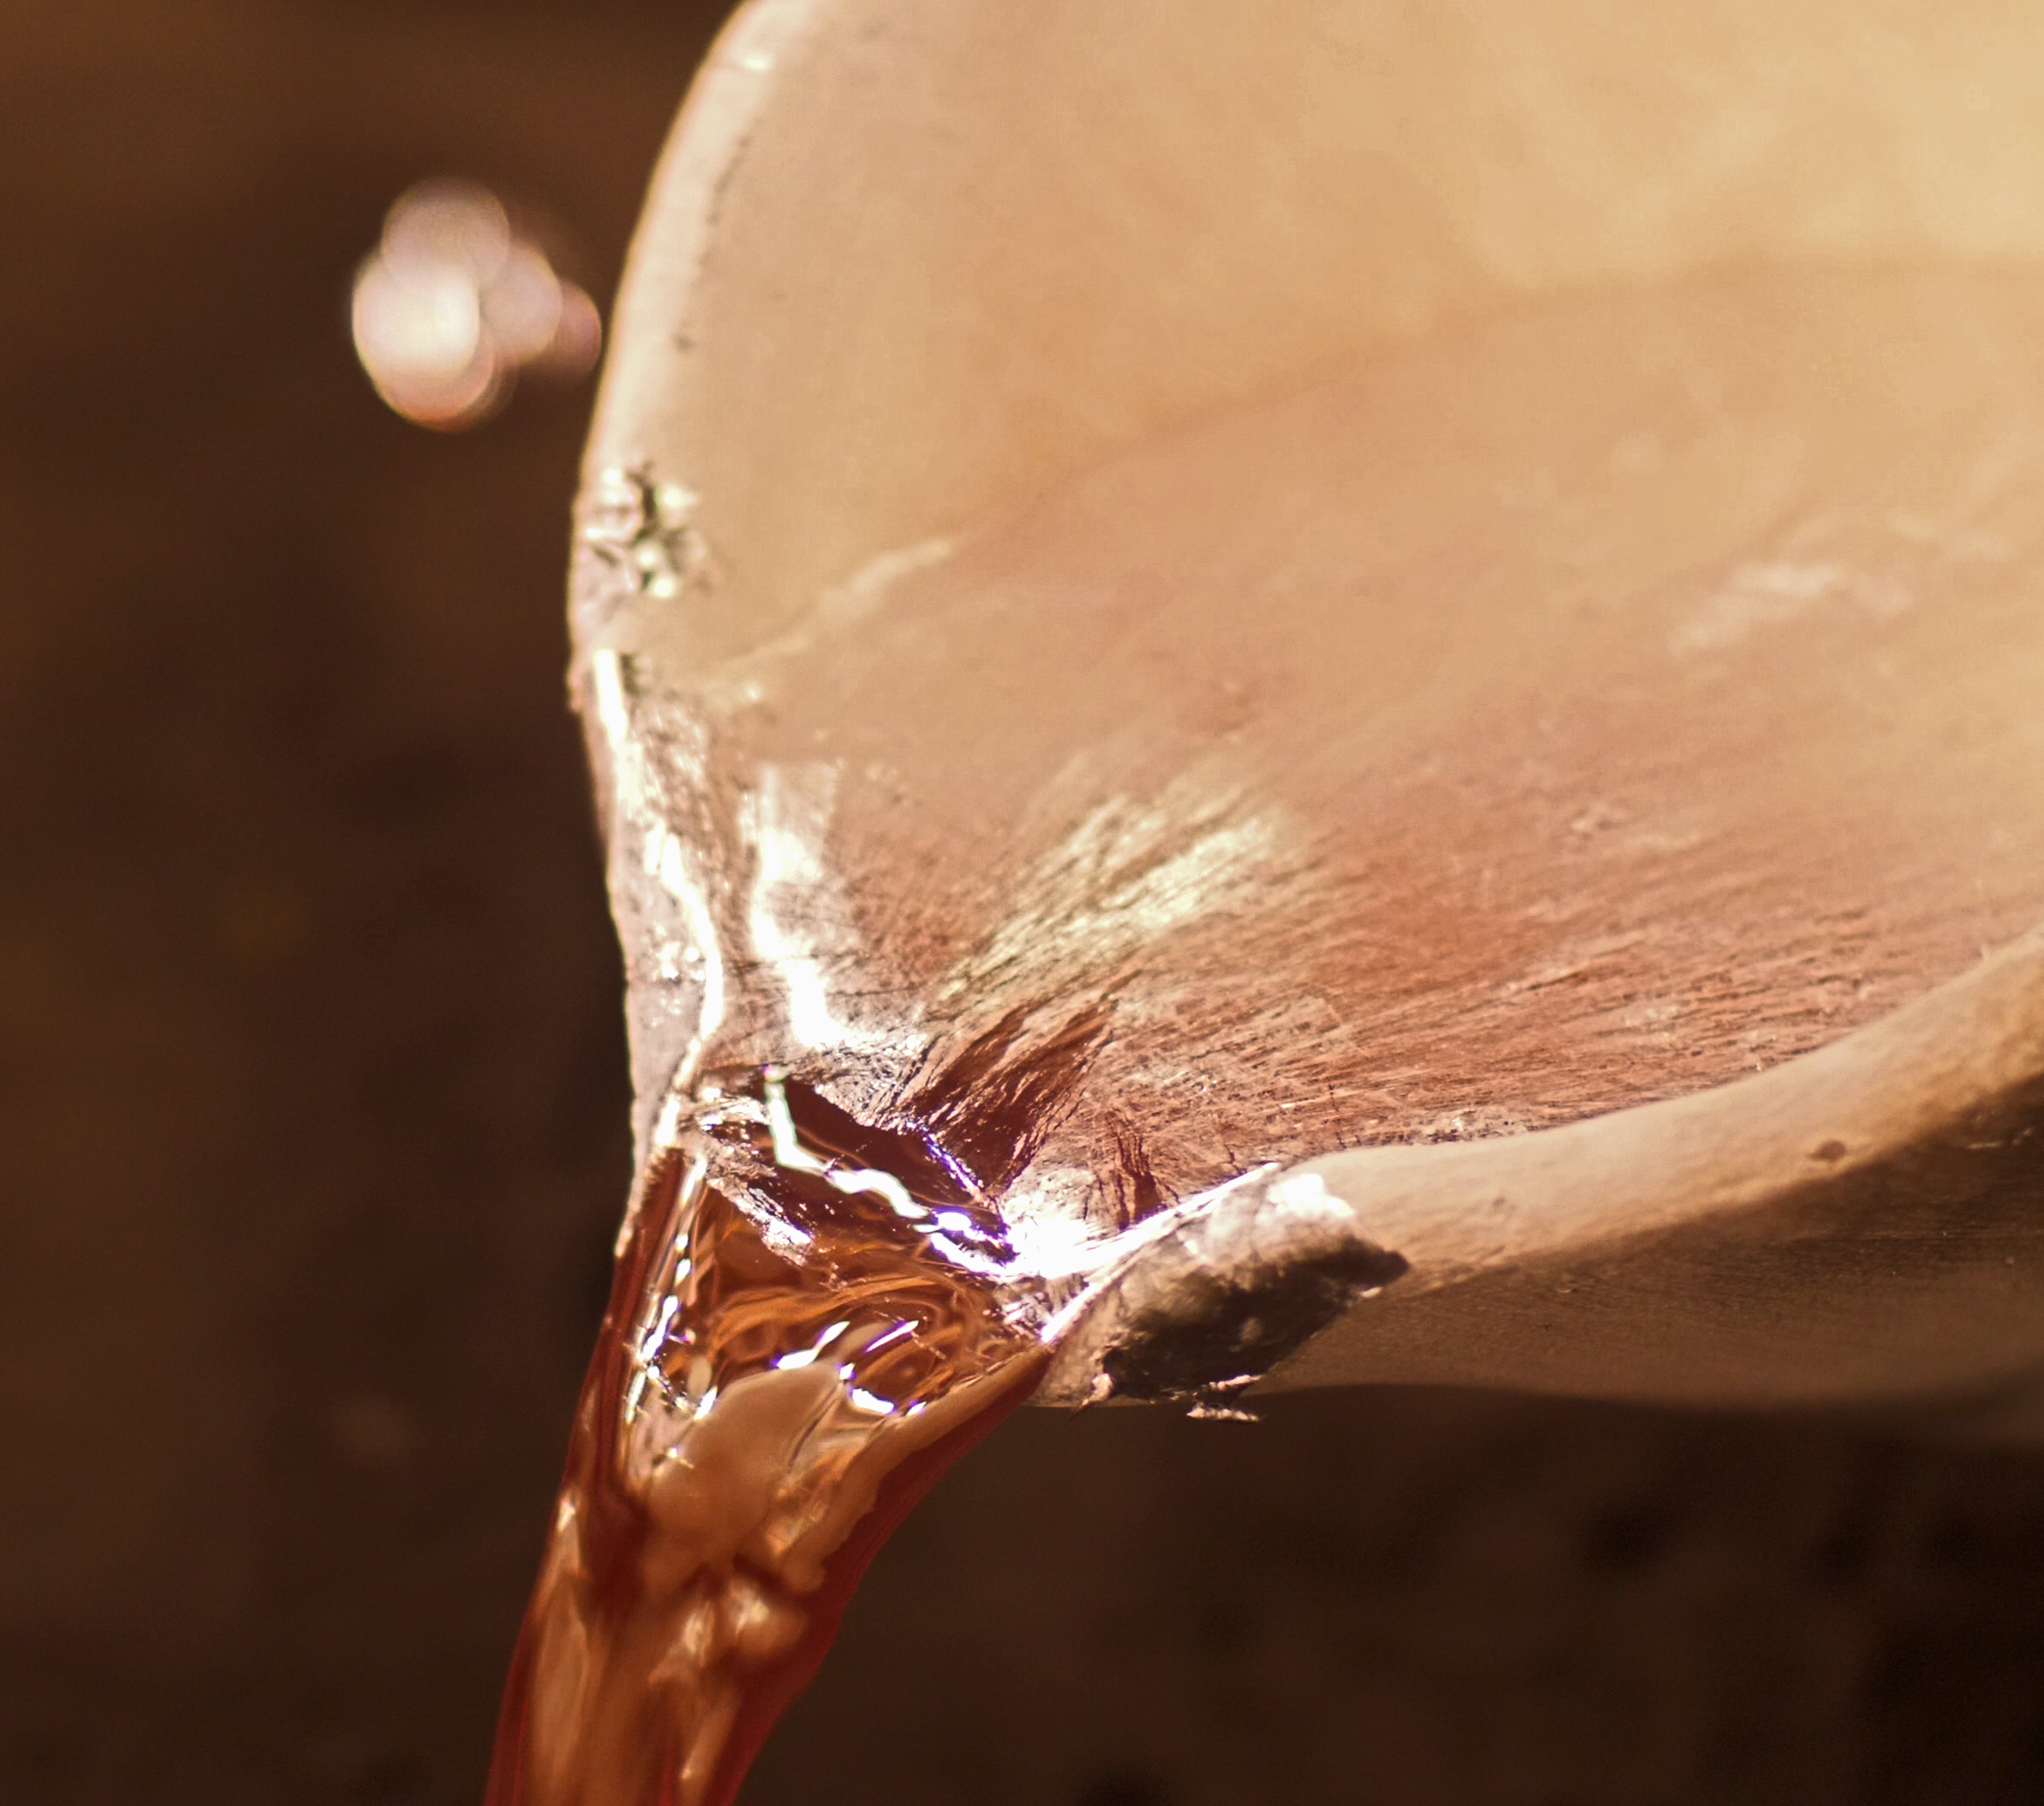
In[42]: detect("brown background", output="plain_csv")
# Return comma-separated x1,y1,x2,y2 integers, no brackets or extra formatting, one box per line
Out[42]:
3,3,2043,1803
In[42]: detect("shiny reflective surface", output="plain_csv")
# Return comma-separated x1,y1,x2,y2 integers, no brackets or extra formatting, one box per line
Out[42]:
499,263,2044,1803
485,1065,1050,1806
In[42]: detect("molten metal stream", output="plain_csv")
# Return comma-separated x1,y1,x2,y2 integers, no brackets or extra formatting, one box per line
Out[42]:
483,1068,1050,1806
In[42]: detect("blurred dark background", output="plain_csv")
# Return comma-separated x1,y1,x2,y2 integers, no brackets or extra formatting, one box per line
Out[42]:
3,3,2044,1803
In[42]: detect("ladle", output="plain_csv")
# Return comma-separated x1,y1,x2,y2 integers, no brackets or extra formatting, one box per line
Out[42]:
576,0,2044,1429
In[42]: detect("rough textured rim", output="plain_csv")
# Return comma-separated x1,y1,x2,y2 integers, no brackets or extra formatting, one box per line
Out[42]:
582,0,825,494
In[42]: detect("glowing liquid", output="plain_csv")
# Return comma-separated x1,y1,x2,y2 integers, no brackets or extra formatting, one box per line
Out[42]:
485,1068,1050,1806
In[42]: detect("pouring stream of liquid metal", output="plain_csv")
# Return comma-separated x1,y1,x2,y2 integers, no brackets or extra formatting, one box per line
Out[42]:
486,266,2044,1803
482,1040,1333,1806
480,1065,1052,1806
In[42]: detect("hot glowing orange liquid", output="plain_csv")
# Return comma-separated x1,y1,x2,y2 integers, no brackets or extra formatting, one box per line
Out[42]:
483,1069,1050,1806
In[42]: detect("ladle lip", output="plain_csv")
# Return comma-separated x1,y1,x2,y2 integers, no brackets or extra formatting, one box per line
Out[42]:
1040,921,2044,1410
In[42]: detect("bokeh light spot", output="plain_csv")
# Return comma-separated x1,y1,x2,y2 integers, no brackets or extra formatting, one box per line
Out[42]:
353,178,602,431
